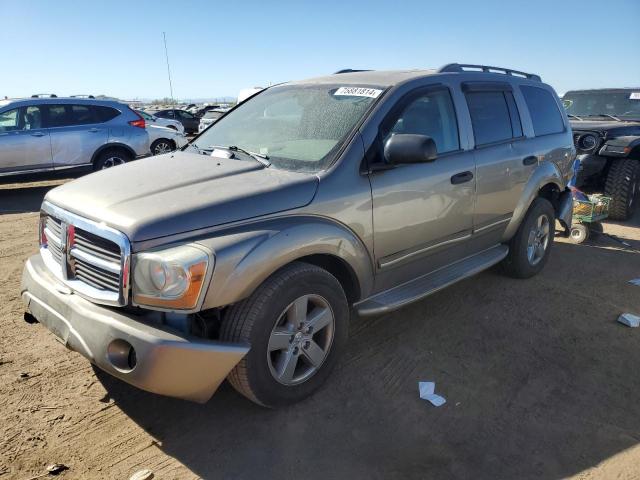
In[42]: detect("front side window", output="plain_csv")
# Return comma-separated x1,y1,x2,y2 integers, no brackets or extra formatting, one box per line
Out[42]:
22,106,44,129
521,86,564,136
466,91,513,146
383,89,459,154
192,84,381,172
0,108,20,132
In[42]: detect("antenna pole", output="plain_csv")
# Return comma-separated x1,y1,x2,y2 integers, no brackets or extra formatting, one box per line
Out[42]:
162,32,174,102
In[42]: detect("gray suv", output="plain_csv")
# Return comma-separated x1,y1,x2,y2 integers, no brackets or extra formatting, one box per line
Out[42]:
0,97,149,177
21,64,574,407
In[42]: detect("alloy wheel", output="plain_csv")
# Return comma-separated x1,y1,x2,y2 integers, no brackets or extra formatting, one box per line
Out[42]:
527,214,550,265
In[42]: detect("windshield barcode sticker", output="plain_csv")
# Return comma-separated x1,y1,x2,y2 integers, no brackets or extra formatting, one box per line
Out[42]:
630,92,640,100
334,87,383,98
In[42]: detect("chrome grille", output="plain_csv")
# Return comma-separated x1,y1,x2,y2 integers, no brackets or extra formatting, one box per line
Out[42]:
39,202,131,306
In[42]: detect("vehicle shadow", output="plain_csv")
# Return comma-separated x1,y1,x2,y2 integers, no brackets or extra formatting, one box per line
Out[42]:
96,236,640,479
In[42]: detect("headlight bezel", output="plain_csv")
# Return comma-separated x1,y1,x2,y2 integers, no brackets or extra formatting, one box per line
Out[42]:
131,243,213,312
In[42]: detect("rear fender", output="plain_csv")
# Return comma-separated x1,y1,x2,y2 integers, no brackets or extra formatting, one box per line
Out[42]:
195,216,374,309
502,162,568,241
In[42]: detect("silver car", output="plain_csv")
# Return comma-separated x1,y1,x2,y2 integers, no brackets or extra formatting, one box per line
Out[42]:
0,97,149,176
22,64,575,407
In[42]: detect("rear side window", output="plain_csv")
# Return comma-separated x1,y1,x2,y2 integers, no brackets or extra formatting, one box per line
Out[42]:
521,86,565,136
44,105,70,127
70,105,95,125
93,105,120,122
466,91,513,145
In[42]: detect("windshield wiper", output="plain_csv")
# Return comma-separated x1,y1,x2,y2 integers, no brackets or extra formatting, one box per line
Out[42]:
226,145,271,167
586,113,622,122
567,114,583,121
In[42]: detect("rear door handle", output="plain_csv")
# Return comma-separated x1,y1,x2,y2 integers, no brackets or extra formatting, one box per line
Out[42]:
88,128,100,133
451,171,474,185
523,155,538,166
31,132,45,137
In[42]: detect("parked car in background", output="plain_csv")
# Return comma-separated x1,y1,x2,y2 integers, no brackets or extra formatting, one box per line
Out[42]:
563,88,640,220
135,110,184,133
0,97,149,177
197,109,224,133
195,105,220,117
147,124,188,155
154,109,199,134
22,64,574,408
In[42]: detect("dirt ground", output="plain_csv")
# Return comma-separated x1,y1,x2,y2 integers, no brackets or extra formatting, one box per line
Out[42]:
1,177,640,480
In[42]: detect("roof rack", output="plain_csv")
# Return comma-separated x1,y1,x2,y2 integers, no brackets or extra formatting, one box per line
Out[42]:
31,93,57,98
438,63,541,82
70,94,95,99
334,69,372,74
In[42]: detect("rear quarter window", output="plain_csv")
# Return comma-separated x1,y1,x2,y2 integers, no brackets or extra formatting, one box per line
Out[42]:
93,106,120,122
521,86,565,136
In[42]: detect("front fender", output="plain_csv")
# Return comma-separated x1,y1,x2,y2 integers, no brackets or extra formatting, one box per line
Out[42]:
502,161,567,241
195,216,375,309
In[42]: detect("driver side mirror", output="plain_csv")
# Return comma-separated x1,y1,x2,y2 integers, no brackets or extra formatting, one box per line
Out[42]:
384,134,437,165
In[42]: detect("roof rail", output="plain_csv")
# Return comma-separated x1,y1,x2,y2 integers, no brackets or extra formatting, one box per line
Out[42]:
31,93,58,98
70,94,95,99
334,69,372,74
438,63,541,82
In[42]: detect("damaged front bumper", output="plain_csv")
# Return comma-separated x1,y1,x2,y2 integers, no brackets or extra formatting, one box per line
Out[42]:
21,254,248,403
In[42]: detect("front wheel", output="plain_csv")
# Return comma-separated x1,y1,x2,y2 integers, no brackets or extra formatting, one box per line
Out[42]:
501,197,555,278
220,262,349,407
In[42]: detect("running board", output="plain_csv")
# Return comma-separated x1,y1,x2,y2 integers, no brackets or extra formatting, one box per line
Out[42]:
356,245,509,316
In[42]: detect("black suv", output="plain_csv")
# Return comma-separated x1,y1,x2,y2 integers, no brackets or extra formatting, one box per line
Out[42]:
563,88,640,220
154,108,199,134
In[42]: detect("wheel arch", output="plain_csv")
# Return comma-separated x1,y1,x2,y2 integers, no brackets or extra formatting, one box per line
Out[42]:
197,216,374,310
502,162,568,241
91,143,136,166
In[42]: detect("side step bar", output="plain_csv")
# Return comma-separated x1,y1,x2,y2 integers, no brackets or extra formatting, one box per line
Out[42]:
356,245,509,316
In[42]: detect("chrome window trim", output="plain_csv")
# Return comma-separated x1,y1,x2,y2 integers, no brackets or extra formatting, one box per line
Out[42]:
40,201,131,306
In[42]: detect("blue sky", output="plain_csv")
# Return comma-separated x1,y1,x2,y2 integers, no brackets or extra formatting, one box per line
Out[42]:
2,0,639,100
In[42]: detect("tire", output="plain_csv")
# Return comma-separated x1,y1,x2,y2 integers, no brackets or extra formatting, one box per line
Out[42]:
501,197,555,278
569,223,589,244
150,138,175,155
220,262,349,407
604,158,640,220
93,148,132,170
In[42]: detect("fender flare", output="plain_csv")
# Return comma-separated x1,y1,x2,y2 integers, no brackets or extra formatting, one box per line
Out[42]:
502,162,568,241
90,143,137,165
196,216,375,309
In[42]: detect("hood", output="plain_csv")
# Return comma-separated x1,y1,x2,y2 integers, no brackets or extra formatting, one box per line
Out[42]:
570,119,640,135
45,151,319,241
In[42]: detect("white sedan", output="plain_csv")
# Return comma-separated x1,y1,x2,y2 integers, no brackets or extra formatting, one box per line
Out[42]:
136,110,185,134
197,109,226,133
148,125,188,155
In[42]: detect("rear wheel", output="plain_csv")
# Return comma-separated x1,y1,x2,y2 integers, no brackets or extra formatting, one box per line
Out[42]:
220,262,349,407
93,148,132,170
604,158,640,220
501,197,555,278
150,139,175,155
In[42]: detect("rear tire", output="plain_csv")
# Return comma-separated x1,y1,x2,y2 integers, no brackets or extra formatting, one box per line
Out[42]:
220,262,349,407
501,197,555,278
604,158,640,220
150,139,175,155
93,148,132,170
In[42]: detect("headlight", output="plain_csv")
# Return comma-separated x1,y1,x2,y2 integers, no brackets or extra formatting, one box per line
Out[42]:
577,133,598,152
132,244,211,310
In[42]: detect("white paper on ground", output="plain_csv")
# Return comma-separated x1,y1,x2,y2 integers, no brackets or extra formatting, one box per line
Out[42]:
628,278,640,286
618,313,640,328
419,381,446,407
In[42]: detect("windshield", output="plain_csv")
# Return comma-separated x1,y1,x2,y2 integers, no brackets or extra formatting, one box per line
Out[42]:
191,84,382,172
563,91,640,120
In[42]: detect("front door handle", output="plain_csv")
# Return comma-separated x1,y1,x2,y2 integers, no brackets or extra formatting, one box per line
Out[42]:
31,132,45,137
451,171,474,185
523,155,538,166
